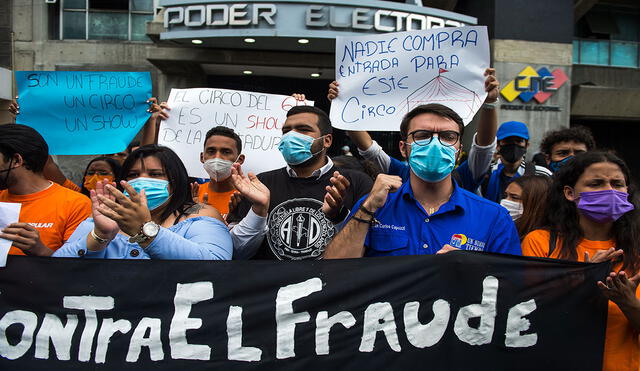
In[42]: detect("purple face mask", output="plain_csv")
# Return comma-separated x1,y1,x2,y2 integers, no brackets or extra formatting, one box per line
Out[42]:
576,190,635,223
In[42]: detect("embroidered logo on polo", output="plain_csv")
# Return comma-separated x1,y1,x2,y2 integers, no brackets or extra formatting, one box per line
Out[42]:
267,198,335,260
450,234,486,251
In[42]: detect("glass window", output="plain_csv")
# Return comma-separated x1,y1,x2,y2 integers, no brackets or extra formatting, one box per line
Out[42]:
573,40,580,64
131,0,153,12
88,11,128,40
89,0,127,11
63,0,86,10
611,41,639,68
132,14,153,41
62,11,86,39
579,40,609,65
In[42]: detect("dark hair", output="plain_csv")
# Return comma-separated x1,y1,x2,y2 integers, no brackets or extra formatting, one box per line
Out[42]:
119,145,195,223
400,104,464,140
511,175,552,240
0,124,49,172
539,126,596,155
332,155,381,181
543,151,640,273
126,140,141,154
286,106,333,136
80,156,122,196
204,126,242,154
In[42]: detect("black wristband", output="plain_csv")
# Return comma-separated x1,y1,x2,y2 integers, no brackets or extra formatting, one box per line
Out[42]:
359,205,375,216
352,215,374,224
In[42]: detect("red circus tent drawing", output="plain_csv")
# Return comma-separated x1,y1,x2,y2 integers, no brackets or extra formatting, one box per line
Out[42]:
400,69,482,122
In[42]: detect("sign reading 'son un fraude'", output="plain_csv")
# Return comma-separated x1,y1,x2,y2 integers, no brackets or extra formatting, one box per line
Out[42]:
330,26,489,131
15,71,152,155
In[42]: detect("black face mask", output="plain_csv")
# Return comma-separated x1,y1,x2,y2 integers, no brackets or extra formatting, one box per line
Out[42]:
0,158,14,191
499,143,527,164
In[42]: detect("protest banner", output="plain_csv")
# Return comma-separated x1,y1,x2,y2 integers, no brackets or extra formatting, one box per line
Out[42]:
158,88,312,179
0,252,608,370
330,26,489,131
15,71,152,155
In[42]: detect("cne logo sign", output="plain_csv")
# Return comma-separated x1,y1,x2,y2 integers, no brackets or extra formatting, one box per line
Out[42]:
500,66,568,104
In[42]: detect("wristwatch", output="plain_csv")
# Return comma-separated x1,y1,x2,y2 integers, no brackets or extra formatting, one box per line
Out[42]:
129,221,160,244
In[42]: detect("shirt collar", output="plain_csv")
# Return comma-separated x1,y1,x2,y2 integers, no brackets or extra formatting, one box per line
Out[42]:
400,178,465,215
286,157,334,179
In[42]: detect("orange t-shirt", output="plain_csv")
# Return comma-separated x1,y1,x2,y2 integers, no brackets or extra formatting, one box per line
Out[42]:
62,178,81,193
522,229,639,371
197,183,236,216
0,183,92,255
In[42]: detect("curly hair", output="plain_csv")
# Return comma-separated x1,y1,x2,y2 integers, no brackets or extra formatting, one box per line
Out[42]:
543,151,640,273
539,126,595,155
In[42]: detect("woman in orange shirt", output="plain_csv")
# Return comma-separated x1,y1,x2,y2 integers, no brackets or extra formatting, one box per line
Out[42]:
521,151,640,371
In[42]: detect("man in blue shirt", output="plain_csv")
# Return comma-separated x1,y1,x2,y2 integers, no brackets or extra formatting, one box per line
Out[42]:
457,120,551,203
324,104,521,258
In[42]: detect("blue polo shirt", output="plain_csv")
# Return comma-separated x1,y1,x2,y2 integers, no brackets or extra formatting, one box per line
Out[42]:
349,180,521,257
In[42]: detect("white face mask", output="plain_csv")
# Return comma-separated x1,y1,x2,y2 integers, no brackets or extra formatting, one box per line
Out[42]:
500,199,524,221
203,158,235,182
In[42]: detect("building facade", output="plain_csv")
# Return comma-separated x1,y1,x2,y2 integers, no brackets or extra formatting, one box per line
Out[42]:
2,0,640,180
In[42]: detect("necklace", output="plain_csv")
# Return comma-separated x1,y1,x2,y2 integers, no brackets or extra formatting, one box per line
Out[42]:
425,188,454,216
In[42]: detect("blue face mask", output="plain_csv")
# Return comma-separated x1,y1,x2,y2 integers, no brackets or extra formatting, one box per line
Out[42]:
408,139,457,182
278,131,324,165
549,156,573,173
125,177,170,210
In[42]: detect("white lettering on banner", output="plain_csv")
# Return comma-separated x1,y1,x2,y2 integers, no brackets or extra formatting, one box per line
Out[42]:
227,306,262,362
169,282,213,360
453,276,498,345
34,314,78,360
275,278,323,359
331,26,489,131
63,296,115,362
158,88,313,178
126,318,164,362
0,276,538,363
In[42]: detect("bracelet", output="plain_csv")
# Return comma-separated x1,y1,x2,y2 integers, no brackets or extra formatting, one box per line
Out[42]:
359,205,376,216
352,215,380,225
90,229,109,244
482,102,497,110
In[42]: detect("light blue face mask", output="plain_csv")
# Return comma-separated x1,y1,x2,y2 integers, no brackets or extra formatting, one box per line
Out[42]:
408,139,457,182
278,131,324,165
124,177,170,210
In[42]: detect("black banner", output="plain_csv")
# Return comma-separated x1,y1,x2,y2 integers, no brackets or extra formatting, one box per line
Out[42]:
0,252,608,370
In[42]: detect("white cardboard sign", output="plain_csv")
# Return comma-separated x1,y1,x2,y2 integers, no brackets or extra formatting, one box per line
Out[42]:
330,26,489,130
158,88,312,178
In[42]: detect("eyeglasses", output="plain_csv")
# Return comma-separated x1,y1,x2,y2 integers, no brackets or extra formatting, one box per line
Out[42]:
407,130,460,147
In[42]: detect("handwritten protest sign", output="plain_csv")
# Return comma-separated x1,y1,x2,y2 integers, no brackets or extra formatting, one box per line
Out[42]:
158,88,312,178
15,71,152,155
0,202,20,267
331,26,489,131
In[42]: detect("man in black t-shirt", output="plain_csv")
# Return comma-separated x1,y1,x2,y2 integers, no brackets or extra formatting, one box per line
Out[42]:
229,105,373,260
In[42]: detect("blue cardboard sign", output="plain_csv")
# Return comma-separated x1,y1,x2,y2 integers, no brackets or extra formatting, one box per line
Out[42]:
15,71,152,155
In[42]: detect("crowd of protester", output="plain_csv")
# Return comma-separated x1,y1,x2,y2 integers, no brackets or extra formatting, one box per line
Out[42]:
1,67,639,371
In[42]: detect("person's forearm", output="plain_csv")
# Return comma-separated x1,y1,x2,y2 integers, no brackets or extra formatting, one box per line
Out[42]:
617,299,640,332
476,107,497,147
324,209,371,259
140,117,159,146
346,131,373,151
